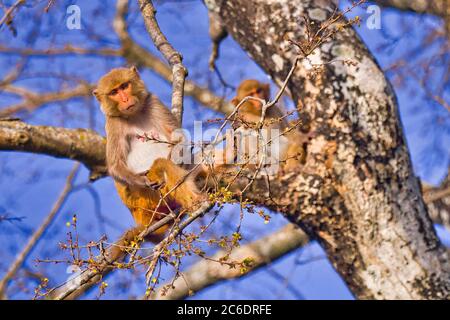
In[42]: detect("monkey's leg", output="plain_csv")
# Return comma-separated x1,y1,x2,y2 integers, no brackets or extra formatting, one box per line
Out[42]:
282,130,316,171
283,141,307,171
114,181,173,243
146,158,206,210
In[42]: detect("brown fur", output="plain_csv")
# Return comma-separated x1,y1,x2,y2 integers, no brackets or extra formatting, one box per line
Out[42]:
231,79,288,129
94,66,148,118
94,67,204,243
200,79,311,177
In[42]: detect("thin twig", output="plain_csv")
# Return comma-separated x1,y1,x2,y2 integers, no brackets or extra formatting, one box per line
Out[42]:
47,200,211,300
144,201,213,287
0,163,80,299
0,0,25,28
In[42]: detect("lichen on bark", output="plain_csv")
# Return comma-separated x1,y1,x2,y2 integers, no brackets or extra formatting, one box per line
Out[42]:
207,0,450,299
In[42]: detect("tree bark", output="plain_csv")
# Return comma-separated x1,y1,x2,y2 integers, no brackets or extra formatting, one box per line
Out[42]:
205,0,450,299
0,118,106,178
375,0,450,18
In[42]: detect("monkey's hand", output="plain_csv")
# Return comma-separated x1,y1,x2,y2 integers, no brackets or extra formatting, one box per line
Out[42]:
138,171,164,190
146,179,164,190
170,130,187,145
148,130,160,141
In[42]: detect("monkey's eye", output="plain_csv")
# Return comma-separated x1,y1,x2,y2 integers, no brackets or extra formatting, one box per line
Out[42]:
120,82,130,90
248,88,263,96
109,88,118,96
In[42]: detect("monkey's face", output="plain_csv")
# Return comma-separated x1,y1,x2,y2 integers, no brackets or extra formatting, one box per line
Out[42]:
246,85,267,110
234,81,270,116
107,81,141,116
94,66,148,117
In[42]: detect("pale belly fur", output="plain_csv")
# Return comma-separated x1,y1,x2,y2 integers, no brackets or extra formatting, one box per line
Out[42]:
126,129,171,174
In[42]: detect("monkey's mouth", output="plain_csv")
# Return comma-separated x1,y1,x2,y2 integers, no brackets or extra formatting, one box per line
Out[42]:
126,104,136,110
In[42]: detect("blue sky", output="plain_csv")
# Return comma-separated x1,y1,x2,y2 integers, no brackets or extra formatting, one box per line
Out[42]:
0,0,449,299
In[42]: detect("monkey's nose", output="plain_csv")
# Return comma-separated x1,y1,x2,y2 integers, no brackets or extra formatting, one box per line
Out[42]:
119,91,128,102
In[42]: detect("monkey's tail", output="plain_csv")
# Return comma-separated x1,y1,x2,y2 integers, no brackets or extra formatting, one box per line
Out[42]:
106,226,144,262
106,224,168,262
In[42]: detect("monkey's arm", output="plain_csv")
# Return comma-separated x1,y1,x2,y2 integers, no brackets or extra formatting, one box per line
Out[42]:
106,120,152,188
148,98,190,163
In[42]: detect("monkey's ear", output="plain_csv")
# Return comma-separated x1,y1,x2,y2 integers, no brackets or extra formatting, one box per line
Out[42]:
130,65,139,74
92,89,101,101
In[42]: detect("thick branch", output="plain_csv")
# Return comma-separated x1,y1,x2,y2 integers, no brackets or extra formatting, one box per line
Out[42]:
2,117,450,299
0,119,106,178
2,118,448,218
375,0,450,17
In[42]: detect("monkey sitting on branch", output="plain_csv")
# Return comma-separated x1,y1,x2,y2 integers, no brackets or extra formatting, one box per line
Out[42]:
231,79,313,172
94,66,205,243
201,79,313,180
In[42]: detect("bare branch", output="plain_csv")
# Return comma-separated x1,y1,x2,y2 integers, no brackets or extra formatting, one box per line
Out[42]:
117,0,233,115
150,224,309,300
0,84,93,118
424,169,450,231
0,119,106,179
0,46,233,116
0,1,234,117
375,0,450,17
375,0,450,33
137,0,187,124
0,163,80,299
48,201,212,300
0,0,25,29
0,45,121,57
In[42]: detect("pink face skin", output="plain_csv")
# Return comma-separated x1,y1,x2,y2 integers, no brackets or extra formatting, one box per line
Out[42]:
108,81,140,115
248,86,267,110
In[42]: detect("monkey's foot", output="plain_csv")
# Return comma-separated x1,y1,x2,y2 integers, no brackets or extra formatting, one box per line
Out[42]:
146,180,165,190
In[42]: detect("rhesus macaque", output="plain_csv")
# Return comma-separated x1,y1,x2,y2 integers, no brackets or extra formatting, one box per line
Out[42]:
200,79,311,180
231,79,311,172
94,66,204,243
231,79,286,129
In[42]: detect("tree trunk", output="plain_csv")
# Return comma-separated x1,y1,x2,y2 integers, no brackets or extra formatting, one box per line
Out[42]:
375,0,449,18
206,0,450,299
